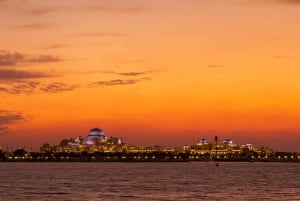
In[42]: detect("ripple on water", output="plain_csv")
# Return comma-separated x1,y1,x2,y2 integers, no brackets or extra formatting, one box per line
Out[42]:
0,162,299,201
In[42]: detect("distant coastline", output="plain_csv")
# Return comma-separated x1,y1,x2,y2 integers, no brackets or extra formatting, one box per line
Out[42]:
1,150,299,163
1,127,300,163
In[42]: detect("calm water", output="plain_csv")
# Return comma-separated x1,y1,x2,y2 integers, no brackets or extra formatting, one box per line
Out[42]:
0,162,299,201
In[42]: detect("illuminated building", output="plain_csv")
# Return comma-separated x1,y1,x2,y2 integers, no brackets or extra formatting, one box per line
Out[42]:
223,139,233,145
56,128,124,153
198,138,208,145
241,143,254,151
185,138,212,155
189,138,258,156
87,128,105,140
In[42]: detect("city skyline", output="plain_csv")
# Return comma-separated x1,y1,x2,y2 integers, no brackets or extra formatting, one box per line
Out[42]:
1,127,299,164
0,127,271,150
1,0,300,152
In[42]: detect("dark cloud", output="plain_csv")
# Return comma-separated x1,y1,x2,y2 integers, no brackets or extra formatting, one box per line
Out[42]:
88,77,151,87
0,81,39,95
39,82,79,93
0,50,63,66
0,81,79,95
0,51,24,66
0,110,26,135
99,69,167,76
0,69,50,80
0,86,9,93
89,79,138,87
118,72,148,76
101,70,148,76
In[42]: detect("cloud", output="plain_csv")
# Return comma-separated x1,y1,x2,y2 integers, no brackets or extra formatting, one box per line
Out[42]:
88,78,150,87
89,79,138,87
0,50,63,66
0,51,24,66
38,44,69,50
27,55,62,63
99,69,167,76
0,0,9,6
16,23,54,30
39,82,79,93
0,0,30,4
84,3,152,13
208,64,224,68
28,7,61,16
0,69,51,80
0,81,39,94
0,87,9,93
78,32,128,38
0,110,26,135
0,81,79,95
250,0,300,5
101,70,149,76
118,72,148,76
273,55,299,59
273,0,300,4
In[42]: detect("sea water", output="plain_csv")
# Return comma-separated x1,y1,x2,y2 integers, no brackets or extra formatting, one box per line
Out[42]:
0,162,299,201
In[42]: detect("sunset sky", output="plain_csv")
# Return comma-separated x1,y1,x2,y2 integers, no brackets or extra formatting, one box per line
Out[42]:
1,0,300,152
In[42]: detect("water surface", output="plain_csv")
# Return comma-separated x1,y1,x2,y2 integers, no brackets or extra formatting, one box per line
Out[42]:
0,162,299,200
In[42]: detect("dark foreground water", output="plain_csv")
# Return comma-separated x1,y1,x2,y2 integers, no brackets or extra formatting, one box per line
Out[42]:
0,162,299,201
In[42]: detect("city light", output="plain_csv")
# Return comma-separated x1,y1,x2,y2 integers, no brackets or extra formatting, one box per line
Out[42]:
0,128,299,162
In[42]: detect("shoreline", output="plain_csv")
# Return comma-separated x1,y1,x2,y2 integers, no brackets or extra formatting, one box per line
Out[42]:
1,158,299,163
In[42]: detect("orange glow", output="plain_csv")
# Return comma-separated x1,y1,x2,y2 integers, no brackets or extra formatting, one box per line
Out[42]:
1,0,300,152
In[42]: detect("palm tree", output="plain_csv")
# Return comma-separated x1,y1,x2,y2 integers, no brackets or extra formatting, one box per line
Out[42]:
214,136,219,166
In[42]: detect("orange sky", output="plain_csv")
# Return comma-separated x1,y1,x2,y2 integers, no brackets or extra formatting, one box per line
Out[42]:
1,0,300,152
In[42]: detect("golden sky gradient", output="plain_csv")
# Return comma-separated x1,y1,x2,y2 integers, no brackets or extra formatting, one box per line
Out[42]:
1,0,300,151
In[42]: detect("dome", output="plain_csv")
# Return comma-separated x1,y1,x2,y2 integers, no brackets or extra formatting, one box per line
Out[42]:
223,139,233,144
199,138,208,144
89,128,103,133
88,128,104,138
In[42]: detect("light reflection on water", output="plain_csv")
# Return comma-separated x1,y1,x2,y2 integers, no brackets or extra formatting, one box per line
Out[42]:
0,162,299,200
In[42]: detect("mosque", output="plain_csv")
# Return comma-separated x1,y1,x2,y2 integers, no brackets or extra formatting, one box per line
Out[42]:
87,128,105,139
85,128,106,145
58,128,124,153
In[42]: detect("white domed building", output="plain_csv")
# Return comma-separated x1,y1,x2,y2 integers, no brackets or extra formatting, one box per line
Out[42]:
87,128,105,140
57,127,124,152
84,128,107,145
